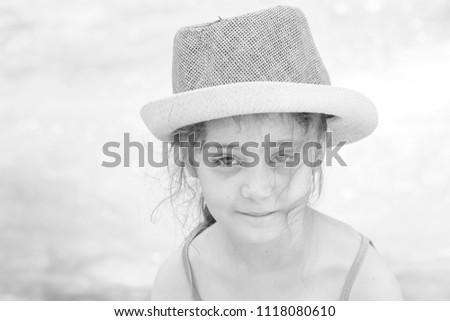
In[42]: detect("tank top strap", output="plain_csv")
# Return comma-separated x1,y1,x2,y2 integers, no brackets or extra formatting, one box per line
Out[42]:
339,233,374,301
181,232,202,301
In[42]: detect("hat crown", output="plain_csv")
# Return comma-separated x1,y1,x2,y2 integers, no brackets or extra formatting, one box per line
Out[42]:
172,6,331,94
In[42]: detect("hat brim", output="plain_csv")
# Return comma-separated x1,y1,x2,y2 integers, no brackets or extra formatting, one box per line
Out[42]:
140,81,377,145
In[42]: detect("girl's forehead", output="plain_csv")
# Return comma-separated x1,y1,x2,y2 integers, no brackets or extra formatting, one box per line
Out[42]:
204,114,304,142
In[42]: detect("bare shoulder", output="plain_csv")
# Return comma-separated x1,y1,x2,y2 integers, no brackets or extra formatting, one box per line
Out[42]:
348,244,403,300
150,248,192,300
309,208,403,300
310,208,364,259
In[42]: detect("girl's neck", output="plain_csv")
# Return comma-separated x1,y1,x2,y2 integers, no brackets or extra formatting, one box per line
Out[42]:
218,206,313,273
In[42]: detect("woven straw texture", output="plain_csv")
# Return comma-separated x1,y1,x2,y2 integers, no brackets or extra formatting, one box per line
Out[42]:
141,6,378,144
173,6,330,93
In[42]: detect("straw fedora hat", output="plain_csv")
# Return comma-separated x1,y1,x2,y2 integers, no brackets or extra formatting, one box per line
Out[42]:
140,6,378,144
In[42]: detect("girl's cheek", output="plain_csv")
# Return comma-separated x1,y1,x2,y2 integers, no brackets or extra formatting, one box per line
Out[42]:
275,166,312,196
199,168,243,192
211,167,242,178
198,168,236,196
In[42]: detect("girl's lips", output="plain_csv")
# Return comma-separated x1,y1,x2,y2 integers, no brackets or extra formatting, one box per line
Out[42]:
238,211,276,217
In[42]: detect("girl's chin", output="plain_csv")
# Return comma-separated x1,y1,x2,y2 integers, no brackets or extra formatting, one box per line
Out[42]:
224,222,289,245
213,210,300,244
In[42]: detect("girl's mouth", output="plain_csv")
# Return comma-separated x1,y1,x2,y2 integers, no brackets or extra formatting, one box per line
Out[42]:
238,211,276,217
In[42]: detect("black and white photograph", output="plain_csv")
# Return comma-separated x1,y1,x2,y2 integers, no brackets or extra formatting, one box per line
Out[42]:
1,0,449,313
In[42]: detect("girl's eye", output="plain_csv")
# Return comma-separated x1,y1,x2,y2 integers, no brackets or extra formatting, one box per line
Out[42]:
272,152,295,163
214,156,240,167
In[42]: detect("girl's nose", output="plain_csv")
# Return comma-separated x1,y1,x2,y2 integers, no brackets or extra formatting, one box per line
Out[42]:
240,165,275,200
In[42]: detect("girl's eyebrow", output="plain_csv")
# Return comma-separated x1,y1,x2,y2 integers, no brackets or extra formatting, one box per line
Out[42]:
206,139,303,147
203,142,240,149
204,141,305,153
275,140,304,147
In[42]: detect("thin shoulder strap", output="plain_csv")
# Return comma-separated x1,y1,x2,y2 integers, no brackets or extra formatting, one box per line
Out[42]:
181,234,202,301
339,234,373,301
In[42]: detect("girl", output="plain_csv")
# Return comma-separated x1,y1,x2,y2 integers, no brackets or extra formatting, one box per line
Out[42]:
141,6,402,300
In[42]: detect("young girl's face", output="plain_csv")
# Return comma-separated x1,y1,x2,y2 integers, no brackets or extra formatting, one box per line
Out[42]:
195,114,314,244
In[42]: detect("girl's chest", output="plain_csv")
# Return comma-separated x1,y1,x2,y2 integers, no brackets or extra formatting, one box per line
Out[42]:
193,263,347,300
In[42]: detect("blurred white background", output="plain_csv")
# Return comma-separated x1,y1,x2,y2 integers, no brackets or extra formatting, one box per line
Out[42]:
1,0,449,300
